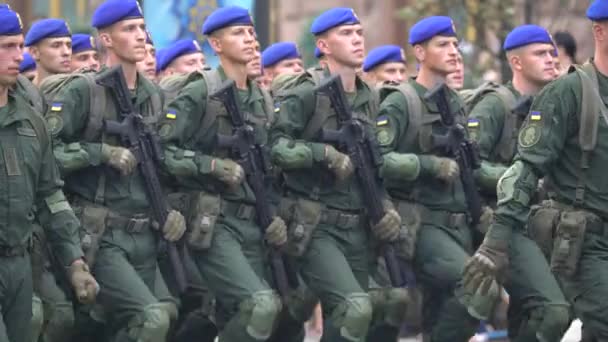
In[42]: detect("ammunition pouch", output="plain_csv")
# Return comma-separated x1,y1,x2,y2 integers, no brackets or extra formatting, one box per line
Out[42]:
72,202,109,267
527,200,595,278
278,198,322,257
168,191,221,251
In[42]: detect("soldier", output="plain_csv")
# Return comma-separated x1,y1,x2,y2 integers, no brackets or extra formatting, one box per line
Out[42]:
0,7,98,342
46,1,186,341
374,16,484,341
19,52,36,81
464,1,608,340
270,7,407,341
463,25,570,341
362,45,407,85
158,6,290,341
261,42,304,79
136,31,157,82
446,53,464,90
70,33,100,72
247,40,263,82
260,42,304,91
24,19,72,86
157,39,205,80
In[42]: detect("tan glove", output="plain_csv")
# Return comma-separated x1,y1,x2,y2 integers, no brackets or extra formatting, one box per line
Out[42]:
265,216,287,247
431,156,459,183
101,143,137,176
163,210,186,242
69,260,99,304
324,145,354,181
211,158,245,187
475,206,494,235
372,209,401,242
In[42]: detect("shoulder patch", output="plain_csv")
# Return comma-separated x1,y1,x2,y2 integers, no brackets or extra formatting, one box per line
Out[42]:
165,110,177,120
376,115,389,126
377,128,394,146
158,123,174,138
467,118,480,128
45,114,63,136
50,102,63,112
518,123,541,148
529,111,542,121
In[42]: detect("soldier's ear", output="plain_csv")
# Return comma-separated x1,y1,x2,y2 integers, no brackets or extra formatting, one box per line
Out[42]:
592,22,607,42
316,38,329,57
98,31,112,49
29,46,41,62
413,44,425,63
208,36,222,54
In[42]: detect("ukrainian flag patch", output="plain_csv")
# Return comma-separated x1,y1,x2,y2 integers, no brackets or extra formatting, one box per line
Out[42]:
530,111,542,121
165,110,177,119
50,102,63,112
467,119,480,128
376,115,389,127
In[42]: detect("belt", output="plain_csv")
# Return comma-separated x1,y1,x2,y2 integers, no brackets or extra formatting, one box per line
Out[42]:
319,208,363,229
222,200,256,221
544,199,607,236
0,244,27,257
106,212,155,233
417,206,469,228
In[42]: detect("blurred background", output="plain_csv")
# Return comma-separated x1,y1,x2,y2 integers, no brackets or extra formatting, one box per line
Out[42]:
7,0,590,86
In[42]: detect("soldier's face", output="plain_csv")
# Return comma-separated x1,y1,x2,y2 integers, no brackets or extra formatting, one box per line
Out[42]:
33,37,72,74
446,57,464,90
71,50,100,72
246,44,262,78
167,52,205,75
212,25,256,65
136,43,157,81
518,43,556,85
320,24,365,68
102,18,147,64
268,58,304,78
418,36,459,76
371,62,407,84
0,34,24,86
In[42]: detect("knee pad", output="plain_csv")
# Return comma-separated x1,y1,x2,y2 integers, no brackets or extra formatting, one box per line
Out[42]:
31,295,44,342
237,290,282,340
535,304,570,342
330,292,373,342
127,303,172,342
369,288,409,328
43,301,75,341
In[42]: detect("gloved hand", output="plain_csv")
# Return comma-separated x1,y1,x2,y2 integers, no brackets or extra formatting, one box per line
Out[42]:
324,145,354,181
265,216,287,247
462,236,509,296
372,208,401,242
211,158,245,188
162,210,186,242
101,143,137,176
474,206,494,235
69,259,99,304
429,156,459,183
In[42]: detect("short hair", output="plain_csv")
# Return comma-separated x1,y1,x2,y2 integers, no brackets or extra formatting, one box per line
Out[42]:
553,31,577,62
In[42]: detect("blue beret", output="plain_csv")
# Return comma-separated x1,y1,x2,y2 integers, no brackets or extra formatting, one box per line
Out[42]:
25,19,70,47
157,39,203,71
363,45,406,72
314,47,324,59
503,25,553,51
19,52,36,73
155,48,167,73
588,0,608,20
146,30,154,45
202,6,253,35
408,16,457,45
92,0,143,29
262,42,301,68
311,8,360,35
72,34,96,54
0,7,22,36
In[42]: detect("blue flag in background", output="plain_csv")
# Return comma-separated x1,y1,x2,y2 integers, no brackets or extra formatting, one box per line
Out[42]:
144,0,254,68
